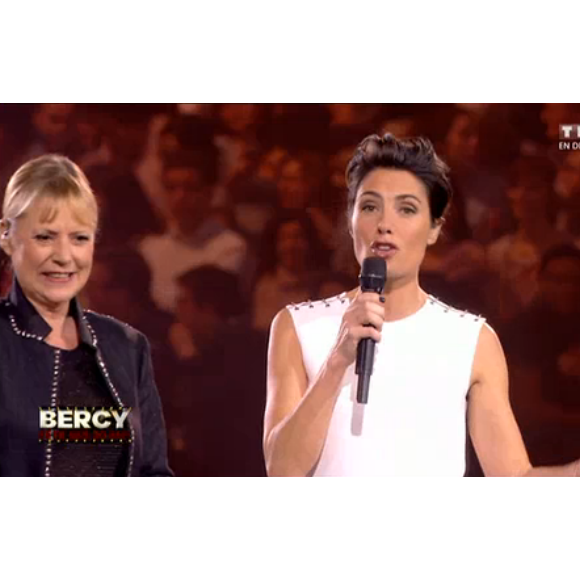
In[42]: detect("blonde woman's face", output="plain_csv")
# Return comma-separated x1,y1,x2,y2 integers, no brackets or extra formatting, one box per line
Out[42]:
3,200,96,313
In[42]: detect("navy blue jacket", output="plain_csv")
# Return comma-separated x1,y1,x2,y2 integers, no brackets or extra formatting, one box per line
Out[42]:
0,281,172,476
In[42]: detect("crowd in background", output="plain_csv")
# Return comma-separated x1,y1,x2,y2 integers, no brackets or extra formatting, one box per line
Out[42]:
1,103,579,476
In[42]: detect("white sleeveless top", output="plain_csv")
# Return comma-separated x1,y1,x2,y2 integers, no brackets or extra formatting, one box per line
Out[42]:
287,293,485,476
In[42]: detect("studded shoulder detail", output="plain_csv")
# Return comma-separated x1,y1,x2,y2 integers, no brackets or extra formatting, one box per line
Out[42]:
427,295,484,322
83,309,114,320
289,292,349,311
6,312,45,341
83,309,138,332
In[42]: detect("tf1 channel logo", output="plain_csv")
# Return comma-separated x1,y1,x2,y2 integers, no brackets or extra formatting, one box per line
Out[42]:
559,124,580,150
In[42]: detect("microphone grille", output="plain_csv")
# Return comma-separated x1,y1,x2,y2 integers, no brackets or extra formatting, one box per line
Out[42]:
360,257,386,292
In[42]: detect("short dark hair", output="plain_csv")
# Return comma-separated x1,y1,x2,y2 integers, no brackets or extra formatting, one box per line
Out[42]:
345,133,452,222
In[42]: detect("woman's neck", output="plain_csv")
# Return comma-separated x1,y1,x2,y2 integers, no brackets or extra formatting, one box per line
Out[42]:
29,297,79,350
348,277,427,322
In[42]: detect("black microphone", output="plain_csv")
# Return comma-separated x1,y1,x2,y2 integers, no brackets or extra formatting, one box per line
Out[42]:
355,257,387,404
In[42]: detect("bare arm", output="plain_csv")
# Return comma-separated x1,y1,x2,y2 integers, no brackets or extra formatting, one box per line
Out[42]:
263,309,348,476
263,293,384,477
468,324,580,477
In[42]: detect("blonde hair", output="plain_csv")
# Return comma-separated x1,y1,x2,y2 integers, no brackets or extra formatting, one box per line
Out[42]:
2,154,98,229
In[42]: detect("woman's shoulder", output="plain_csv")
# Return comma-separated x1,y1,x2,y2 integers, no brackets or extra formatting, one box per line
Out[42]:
280,293,350,340
423,296,492,377
425,295,486,325
82,309,147,348
286,292,349,317
270,292,349,335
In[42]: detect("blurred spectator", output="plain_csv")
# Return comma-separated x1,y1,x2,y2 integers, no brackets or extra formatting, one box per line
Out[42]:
226,174,279,295
379,116,418,140
87,166,163,247
263,105,331,152
314,271,356,300
100,105,158,169
554,150,580,245
0,105,33,191
420,238,489,317
255,145,291,185
487,154,568,321
139,148,248,313
442,109,481,208
327,104,383,134
419,121,489,312
277,151,326,210
229,174,278,243
502,104,545,149
440,107,508,243
83,105,171,221
143,111,220,219
218,104,264,137
275,150,337,253
176,104,216,117
82,247,173,355
328,144,355,198
70,105,109,168
158,113,218,163
24,103,77,158
215,104,269,184
325,104,389,164
541,103,580,142
165,266,267,476
252,211,329,332
500,245,580,466
406,103,460,143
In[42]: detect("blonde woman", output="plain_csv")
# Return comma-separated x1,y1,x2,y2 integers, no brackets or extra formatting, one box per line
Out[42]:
0,154,171,476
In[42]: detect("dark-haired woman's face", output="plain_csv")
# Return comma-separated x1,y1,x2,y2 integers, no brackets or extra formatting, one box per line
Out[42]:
276,221,310,273
350,168,441,283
